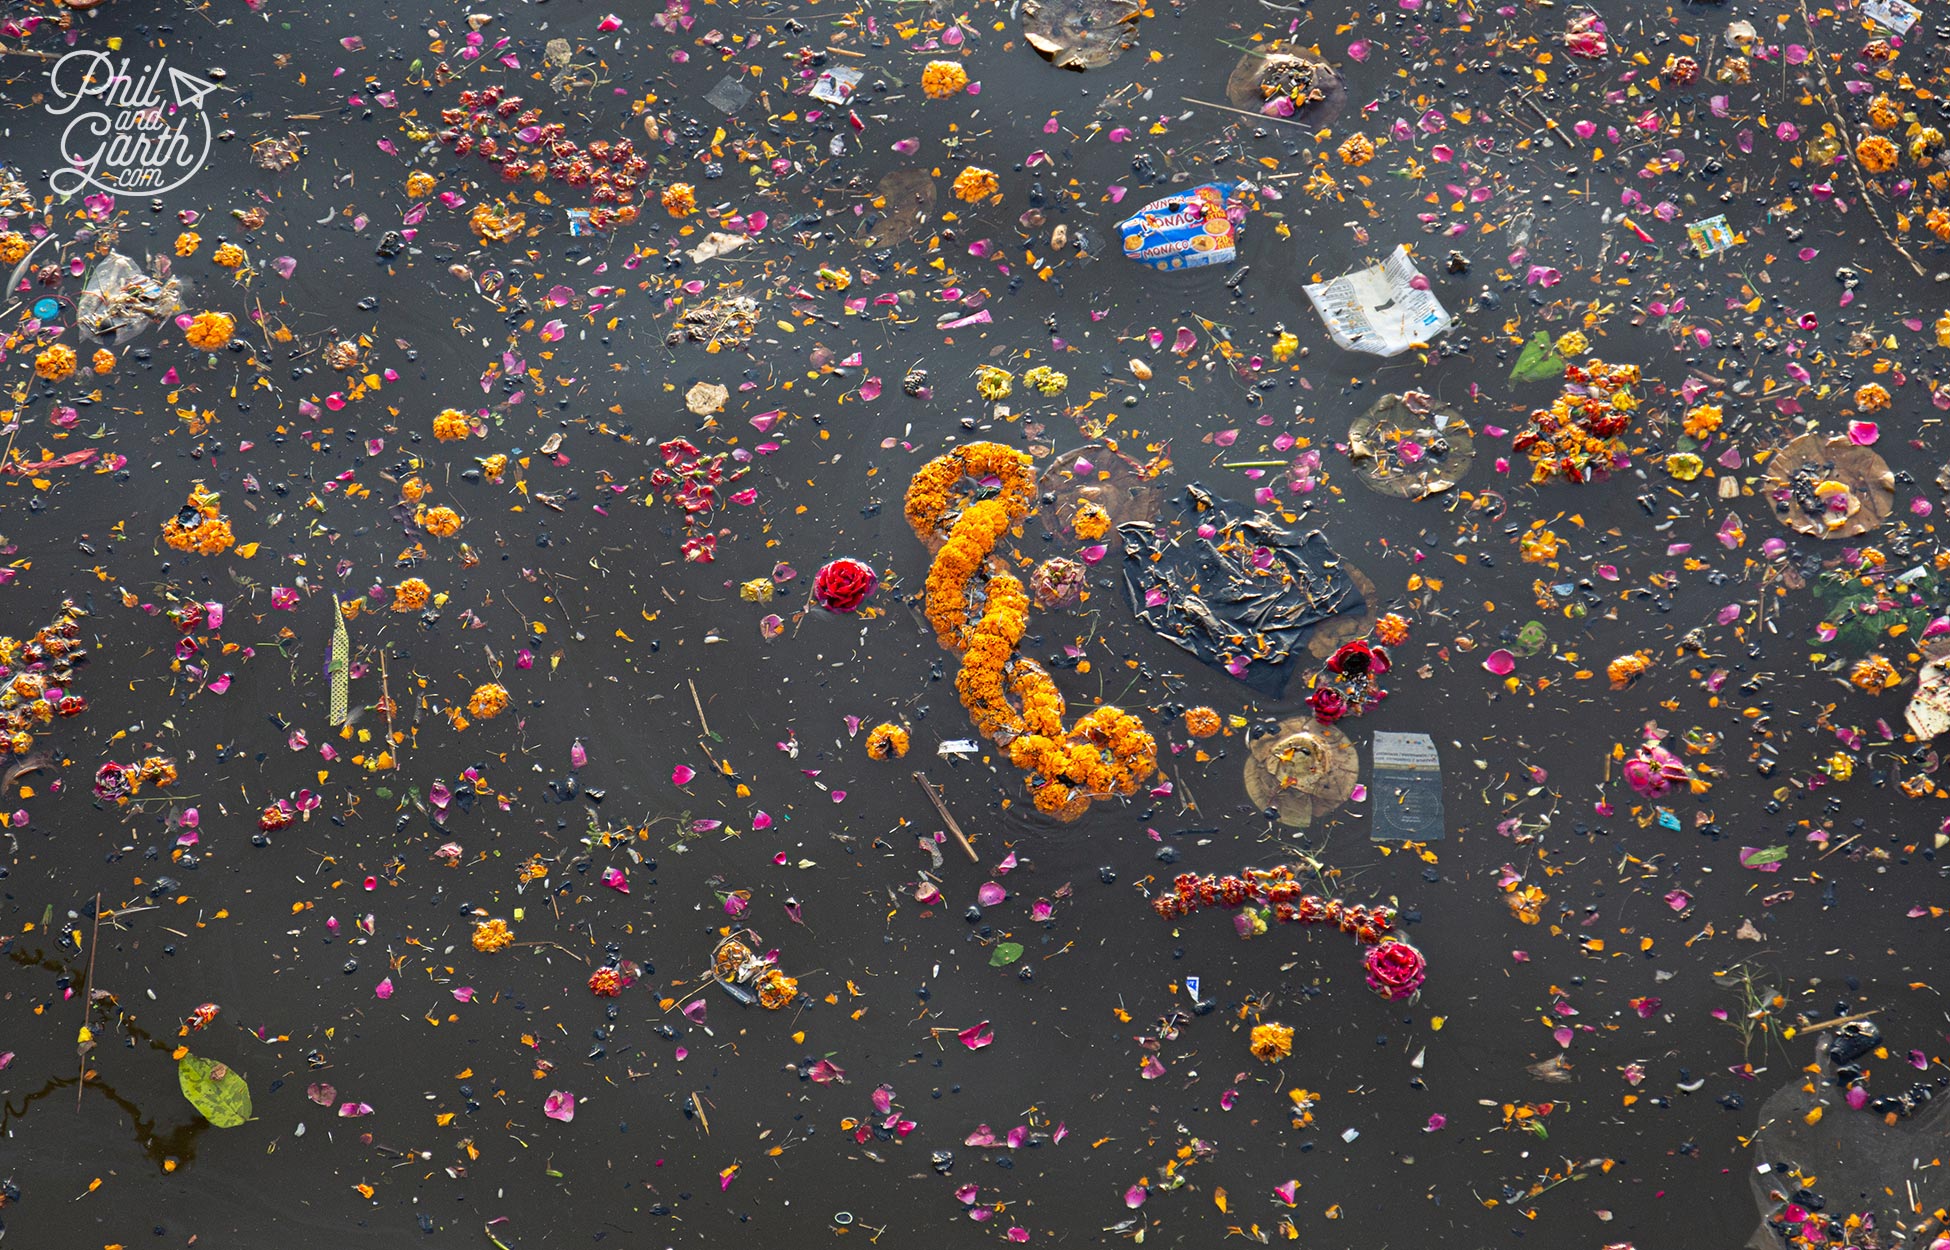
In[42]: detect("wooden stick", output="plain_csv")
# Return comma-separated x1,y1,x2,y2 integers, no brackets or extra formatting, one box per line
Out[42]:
688,679,718,741
76,892,101,1110
1798,1009,1880,1034
912,772,979,863
378,651,397,769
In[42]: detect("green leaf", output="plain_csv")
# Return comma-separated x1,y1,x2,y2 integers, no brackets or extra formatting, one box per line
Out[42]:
178,1053,253,1128
1509,332,1567,384
1514,620,1549,658
988,942,1024,967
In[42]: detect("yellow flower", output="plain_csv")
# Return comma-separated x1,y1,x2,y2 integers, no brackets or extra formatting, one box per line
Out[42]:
1856,134,1899,173
1249,1022,1294,1062
212,242,246,269
1824,752,1855,781
1023,365,1067,395
469,201,525,242
0,232,28,264
468,682,510,719
405,171,437,198
921,59,969,99
184,311,235,351
401,476,431,504
1553,330,1588,357
975,366,1013,400
661,182,697,216
952,165,999,203
174,231,202,257
866,722,910,760
1664,452,1704,481
1868,94,1903,129
432,408,473,441
33,344,76,382
1682,404,1723,439
1854,382,1891,412
1336,133,1375,166
479,453,508,482
1270,331,1299,362
1519,528,1560,563
1931,208,1950,241
471,918,514,952
756,967,798,1009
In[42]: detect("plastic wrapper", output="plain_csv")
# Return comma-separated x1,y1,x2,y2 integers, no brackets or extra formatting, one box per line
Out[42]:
75,251,187,344
1116,183,1244,272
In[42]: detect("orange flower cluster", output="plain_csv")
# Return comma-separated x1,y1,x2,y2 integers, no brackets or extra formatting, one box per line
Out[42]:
393,578,431,612
1513,359,1641,485
417,505,463,537
866,722,909,760
921,60,969,99
1183,706,1221,738
1072,501,1111,540
468,682,510,719
907,443,1155,820
1854,383,1892,412
1856,134,1899,173
1375,612,1411,646
433,408,473,441
1607,651,1651,689
184,311,235,350
471,918,514,952
661,183,697,216
952,165,999,203
161,483,237,556
1337,133,1375,166
34,344,76,382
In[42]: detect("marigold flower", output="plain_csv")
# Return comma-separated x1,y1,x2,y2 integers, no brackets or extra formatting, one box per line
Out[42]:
468,682,510,719
756,967,798,1010
33,344,76,382
417,505,463,537
401,476,431,504
1375,612,1411,647
1072,501,1110,540
1682,404,1723,439
952,165,999,203
1850,654,1899,692
921,59,969,99
1553,330,1588,357
1930,208,1950,241
393,578,431,612
1270,331,1299,362
865,722,910,760
432,408,473,441
479,453,508,482
1855,134,1899,173
91,348,116,374
1336,133,1375,166
1868,94,1903,129
184,311,235,351
661,182,697,216
405,171,437,198
0,231,28,264
1853,382,1891,412
174,230,202,257
1607,651,1651,689
212,242,246,269
471,918,514,952
588,967,624,997
1183,706,1221,738
1249,1021,1295,1062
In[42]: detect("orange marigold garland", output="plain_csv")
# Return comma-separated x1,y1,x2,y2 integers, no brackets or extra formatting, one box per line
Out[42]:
906,443,1156,820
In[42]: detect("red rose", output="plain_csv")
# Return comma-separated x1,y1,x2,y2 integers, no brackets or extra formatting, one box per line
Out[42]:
1326,639,1374,676
1363,939,1426,1000
813,557,878,613
1308,686,1348,725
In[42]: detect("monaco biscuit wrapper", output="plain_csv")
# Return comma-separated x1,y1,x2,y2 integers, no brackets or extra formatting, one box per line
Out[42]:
1117,183,1243,271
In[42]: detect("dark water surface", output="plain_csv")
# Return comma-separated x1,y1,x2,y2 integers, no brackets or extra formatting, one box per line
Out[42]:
0,0,1947,1246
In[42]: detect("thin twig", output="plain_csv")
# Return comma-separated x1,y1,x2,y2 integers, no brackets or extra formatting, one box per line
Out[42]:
1798,1009,1880,1034
688,679,718,741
